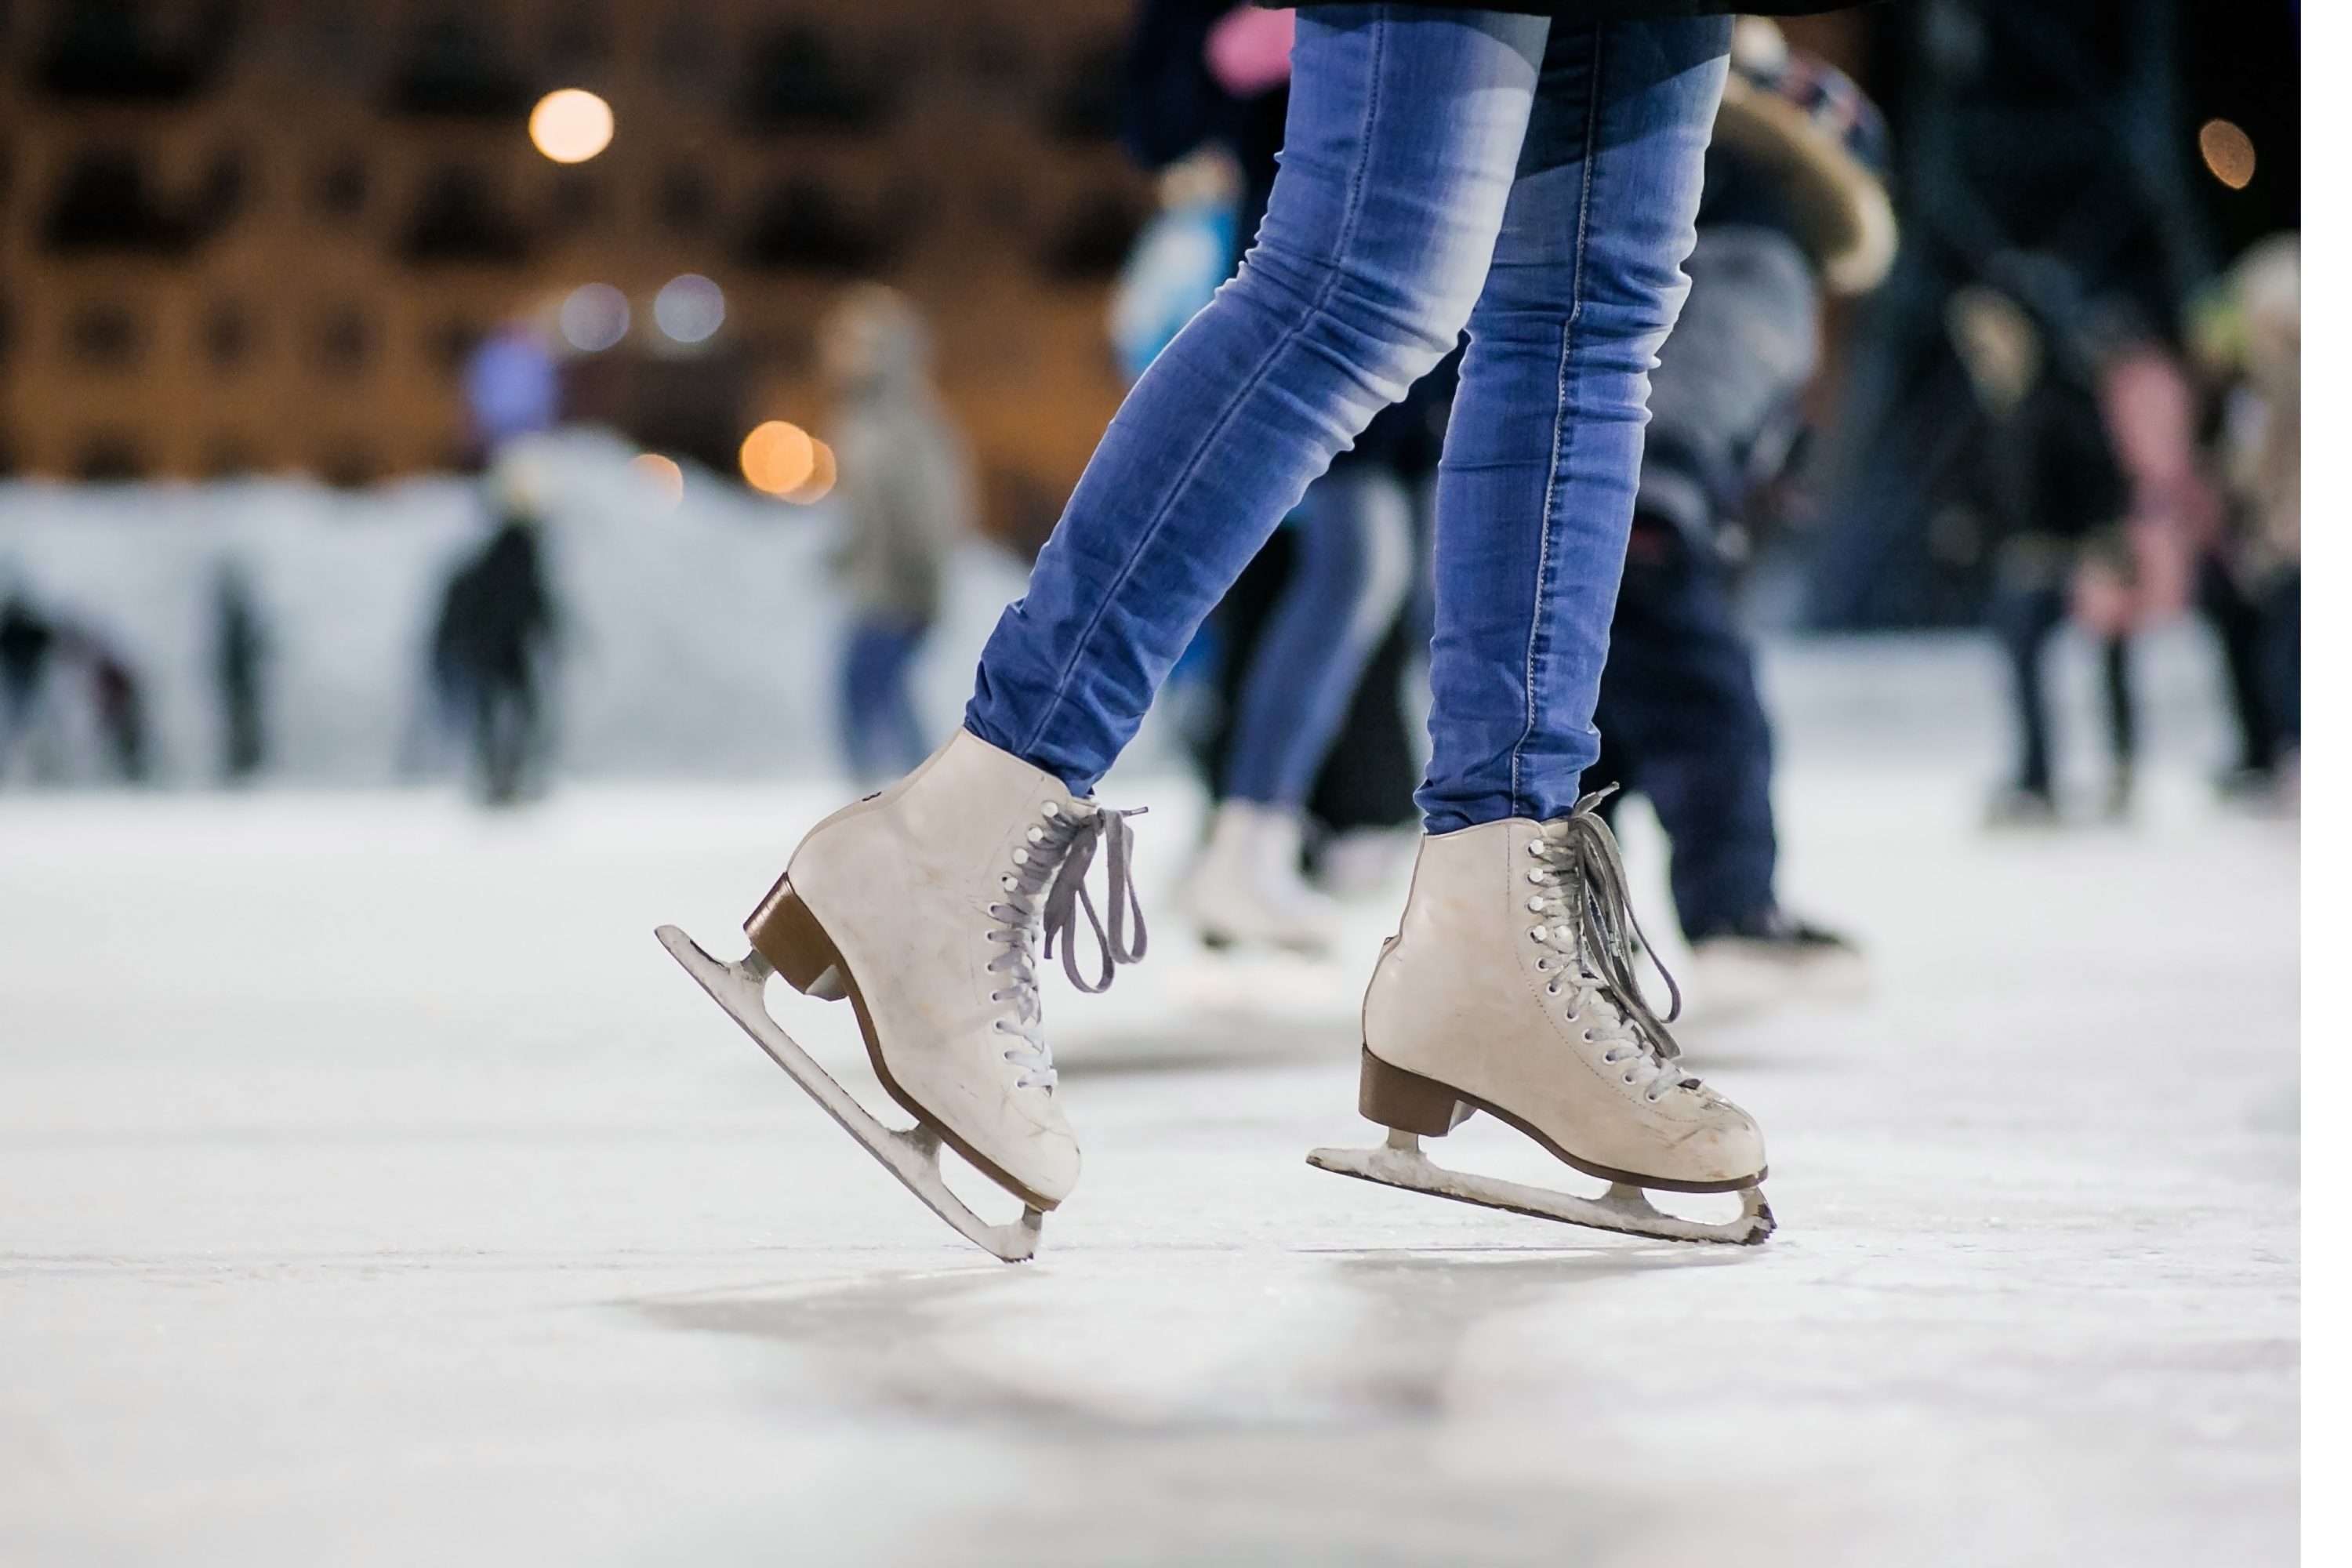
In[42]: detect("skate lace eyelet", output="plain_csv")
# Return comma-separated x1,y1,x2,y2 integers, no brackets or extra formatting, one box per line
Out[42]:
1546,983,1560,996
1624,1072,1637,1083
1529,927,1544,942
1027,827,1044,844
1011,848,1029,866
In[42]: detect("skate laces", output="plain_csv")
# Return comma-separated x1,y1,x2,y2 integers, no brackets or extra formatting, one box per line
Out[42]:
984,799,1149,1088
1526,790,1698,1104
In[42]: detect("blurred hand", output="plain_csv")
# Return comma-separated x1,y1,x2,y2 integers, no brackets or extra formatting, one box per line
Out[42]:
1207,6,1295,98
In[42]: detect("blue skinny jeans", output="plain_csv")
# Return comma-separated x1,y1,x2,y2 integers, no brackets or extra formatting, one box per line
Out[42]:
967,5,1730,832
1221,468,1417,808
840,614,931,784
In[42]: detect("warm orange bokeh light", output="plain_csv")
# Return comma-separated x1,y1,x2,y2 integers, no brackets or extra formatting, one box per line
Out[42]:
740,421,816,495
530,89,615,164
2198,118,2255,191
782,440,837,504
629,452,684,510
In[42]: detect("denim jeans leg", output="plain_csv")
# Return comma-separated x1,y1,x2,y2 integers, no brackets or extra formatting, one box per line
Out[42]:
964,6,1548,794
1221,469,1415,807
1417,19,1730,833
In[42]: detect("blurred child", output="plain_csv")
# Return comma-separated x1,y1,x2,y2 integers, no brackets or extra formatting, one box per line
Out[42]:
822,285,974,784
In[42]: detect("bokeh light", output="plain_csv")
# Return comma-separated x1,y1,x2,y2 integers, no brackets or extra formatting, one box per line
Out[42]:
740,420,816,495
629,452,684,510
558,284,630,351
653,274,727,344
529,89,615,164
782,440,837,505
2198,118,2255,190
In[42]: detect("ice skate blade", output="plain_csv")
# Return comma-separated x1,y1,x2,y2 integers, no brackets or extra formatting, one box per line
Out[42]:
1306,1132,1773,1247
656,924,1045,1264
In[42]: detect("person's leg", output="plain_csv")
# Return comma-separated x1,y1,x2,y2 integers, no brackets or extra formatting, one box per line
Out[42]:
1416,18,1732,831
1348,19,1775,1235
880,620,931,775
2261,566,2300,753
2198,550,2275,776
1588,522,1777,939
1195,466,1414,949
1223,469,1415,808
838,620,891,780
966,7,1550,793
2107,630,2145,780
1992,583,2063,799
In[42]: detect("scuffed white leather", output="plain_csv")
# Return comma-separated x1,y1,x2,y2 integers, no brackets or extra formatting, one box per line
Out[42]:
786,731,1083,1205
1363,818,1767,1188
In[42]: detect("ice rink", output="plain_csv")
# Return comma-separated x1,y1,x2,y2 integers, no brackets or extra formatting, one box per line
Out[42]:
0,637,2299,1566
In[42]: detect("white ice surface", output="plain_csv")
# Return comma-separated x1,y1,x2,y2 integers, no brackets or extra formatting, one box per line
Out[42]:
0,641,2298,1566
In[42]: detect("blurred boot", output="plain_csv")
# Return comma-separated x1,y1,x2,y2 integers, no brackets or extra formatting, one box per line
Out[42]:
1191,799,1341,954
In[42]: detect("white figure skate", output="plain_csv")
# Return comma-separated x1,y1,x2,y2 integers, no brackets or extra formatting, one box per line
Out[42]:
1683,907,1867,1022
1191,800,1341,954
1308,793,1774,1246
659,731,1145,1263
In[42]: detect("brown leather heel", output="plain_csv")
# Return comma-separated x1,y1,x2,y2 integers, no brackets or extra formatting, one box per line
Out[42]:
1358,1048,1475,1138
743,875,847,996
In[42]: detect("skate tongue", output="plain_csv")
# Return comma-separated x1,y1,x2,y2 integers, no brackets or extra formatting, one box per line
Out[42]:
1042,806,1148,994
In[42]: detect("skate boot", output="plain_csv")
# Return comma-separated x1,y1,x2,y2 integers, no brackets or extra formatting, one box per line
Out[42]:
656,729,1145,1261
1189,799,1341,955
1684,906,1867,1020
1309,792,1773,1244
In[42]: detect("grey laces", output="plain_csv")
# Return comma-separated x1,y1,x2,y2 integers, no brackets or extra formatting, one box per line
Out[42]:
985,800,1148,1089
1525,789,1700,1103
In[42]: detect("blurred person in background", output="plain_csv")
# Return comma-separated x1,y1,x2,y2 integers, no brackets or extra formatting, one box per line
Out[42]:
822,285,975,786
710,3,1860,1240
1947,277,2134,825
434,447,561,807
2201,234,2300,800
212,564,270,784
1581,20,1889,1004
1118,2,1439,953
0,581,60,784
72,629,151,786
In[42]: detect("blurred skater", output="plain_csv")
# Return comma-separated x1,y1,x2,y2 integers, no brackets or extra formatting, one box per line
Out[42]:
687,2,1812,1252
435,448,561,806
822,285,974,785
1947,281,2133,824
212,564,270,783
2201,234,2300,805
78,634,150,784
1581,23,1887,1000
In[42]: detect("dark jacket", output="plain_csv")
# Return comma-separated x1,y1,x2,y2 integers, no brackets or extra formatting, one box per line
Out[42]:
1280,3,1857,16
